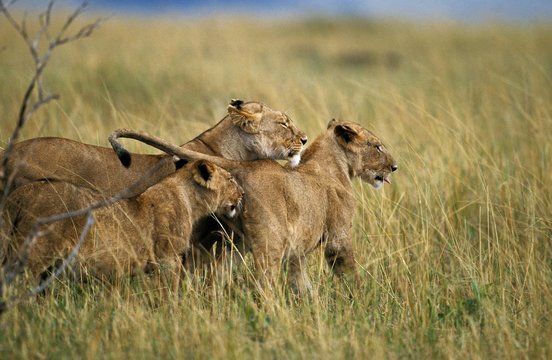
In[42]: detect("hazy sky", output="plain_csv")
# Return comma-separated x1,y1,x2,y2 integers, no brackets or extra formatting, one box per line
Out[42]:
85,0,552,21
9,0,552,22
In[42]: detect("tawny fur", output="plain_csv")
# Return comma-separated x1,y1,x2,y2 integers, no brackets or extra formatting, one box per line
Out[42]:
1,160,243,292
114,120,397,293
0,100,307,196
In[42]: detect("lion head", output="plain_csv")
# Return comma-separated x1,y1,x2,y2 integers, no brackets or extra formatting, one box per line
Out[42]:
227,99,308,167
329,119,398,189
190,160,244,218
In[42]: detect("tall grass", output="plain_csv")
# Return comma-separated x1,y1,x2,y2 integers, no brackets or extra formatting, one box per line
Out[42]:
1,15,551,358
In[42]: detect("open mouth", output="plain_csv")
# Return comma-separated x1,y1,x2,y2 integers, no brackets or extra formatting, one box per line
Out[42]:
375,174,392,184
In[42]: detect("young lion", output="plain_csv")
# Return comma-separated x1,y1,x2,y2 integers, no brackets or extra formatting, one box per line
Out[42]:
1,99,307,197
109,120,397,293
1,160,243,292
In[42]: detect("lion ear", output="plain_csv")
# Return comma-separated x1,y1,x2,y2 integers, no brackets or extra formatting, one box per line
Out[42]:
327,118,338,129
192,160,217,189
228,100,261,134
229,99,244,109
334,123,360,149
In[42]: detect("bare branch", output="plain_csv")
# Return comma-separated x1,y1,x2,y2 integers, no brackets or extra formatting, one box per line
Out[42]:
26,212,94,298
54,17,105,46
35,1,55,49
0,2,26,39
0,79,36,193
26,93,60,118
39,1,54,28
58,0,87,38
0,0,106,313
1,228,44,288
20,10,28,39
0,212,94,313
1,158,169,291
0,0,104,203
0,165,19,225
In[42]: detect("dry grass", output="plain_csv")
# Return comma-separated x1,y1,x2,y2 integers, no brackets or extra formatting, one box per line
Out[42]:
1,15,551,359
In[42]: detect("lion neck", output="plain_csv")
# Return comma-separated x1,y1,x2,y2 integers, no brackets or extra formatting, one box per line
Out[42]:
300,131,352,185
181,115,257,161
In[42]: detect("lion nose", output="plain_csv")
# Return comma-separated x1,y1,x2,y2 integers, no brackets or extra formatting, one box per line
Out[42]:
391,164,398,172
301,137,308,145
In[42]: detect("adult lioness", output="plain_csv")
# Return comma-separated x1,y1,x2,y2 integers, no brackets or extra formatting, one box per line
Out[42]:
0,99,307,197
109,120,397,293
1,160,243,292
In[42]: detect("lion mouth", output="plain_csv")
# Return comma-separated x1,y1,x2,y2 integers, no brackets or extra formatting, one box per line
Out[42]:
289,154,301,168
287,149,302,168
375,174,391,185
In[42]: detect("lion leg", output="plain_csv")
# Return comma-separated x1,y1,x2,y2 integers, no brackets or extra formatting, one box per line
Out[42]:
250,239,283,292
206,234,247,289
324,239,357,279
156,257,182,300
286,255,313,296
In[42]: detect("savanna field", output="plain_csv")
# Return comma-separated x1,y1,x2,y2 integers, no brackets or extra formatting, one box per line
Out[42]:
0,13,551,359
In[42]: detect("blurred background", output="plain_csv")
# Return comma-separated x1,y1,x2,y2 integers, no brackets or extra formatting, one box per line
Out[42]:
89,0,552,22
9,0,552,21
1,0,551,358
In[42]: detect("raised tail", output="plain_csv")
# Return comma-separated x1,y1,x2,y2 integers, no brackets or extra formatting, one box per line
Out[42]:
108,131,132,168
108,129,240,171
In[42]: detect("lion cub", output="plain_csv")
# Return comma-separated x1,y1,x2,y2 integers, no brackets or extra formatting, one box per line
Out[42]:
1,160,243,292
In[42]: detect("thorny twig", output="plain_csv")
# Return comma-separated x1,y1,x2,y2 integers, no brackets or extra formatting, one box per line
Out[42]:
0,0,105,198
27,213,94,296
0,0,111,313
0,212,94,314
0,158,169,313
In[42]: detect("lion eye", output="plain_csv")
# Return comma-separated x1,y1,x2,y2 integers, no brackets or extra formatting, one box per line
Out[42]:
376,145,384,152
279,122,289,128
